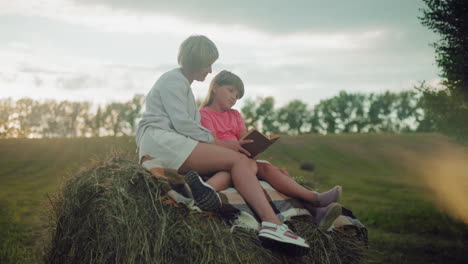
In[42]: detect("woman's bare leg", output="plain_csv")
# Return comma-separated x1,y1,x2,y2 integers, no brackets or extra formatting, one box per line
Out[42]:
179,143,280,224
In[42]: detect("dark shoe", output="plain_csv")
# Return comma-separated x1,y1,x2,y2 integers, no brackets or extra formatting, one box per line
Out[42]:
184,170,222,211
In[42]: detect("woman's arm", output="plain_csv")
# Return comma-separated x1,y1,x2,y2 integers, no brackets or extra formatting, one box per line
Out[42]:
159,80,214,143
212,133,253,156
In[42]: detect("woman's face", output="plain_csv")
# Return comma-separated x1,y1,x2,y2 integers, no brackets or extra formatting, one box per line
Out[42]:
213,84,239,111
193,63,213,82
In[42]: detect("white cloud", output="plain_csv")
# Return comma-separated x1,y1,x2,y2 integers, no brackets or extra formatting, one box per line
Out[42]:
0,39,157,104
0,0,439,109
1,0,386,51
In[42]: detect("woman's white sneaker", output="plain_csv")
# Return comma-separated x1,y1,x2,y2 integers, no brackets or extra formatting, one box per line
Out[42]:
258,221,309,256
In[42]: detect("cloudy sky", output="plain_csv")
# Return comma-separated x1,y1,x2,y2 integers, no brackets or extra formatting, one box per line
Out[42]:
1,0,440,108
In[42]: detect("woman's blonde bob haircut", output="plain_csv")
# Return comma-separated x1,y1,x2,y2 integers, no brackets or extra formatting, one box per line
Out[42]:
200,70,244,108
178,35,219,74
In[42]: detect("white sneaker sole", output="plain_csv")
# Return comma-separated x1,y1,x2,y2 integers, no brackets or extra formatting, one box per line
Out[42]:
258,230,309,249
258,232,309,256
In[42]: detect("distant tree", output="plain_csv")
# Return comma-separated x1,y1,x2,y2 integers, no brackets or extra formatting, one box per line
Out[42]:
330,91,367,133
0,98,14,138
103,102,129,136
416,82,468,136
394,91,421,132
241,98,258,130
309,90,423,134
277,99,310,135
36,100,57,137
84,106,103,137
126,94,145,134
255,97,280,135
49,101,71,137
13,98,43,137
66,101,91,137
308,107,323,134
419,0,468,138
319,99,338,134
367,92,399,132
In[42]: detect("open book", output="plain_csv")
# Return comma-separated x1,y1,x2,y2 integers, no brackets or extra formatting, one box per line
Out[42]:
240,128,280,158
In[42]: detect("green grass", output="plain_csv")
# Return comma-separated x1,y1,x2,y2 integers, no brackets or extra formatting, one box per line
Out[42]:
1,134,467,263
0,137,136,263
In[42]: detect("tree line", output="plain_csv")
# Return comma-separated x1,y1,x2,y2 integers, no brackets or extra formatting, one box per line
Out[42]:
0,90,435,139
417,0,468,139
0,95,144,138
242,90,432,135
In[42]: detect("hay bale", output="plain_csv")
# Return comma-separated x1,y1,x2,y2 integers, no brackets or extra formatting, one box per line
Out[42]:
44,153,368,264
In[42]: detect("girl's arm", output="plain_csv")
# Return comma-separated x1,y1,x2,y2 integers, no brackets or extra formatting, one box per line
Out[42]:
201,108,252,155
239,129,248,139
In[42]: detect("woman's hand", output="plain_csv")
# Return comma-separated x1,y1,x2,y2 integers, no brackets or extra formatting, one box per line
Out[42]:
214,139,254,156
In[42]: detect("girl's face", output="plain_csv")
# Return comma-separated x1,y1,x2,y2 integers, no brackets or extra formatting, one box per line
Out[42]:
213,84,240,111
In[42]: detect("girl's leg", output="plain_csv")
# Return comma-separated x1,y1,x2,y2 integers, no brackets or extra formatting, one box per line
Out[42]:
181,145,310,250
257,162,340,207
179,143,279,224
205,171,232,191
257,162,316,201
205,159,257,191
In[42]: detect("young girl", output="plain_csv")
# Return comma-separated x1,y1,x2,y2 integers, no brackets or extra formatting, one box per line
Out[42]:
136,35,311,254
199,70,343,230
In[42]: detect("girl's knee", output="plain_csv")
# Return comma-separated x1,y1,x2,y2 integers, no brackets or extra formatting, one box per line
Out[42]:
232,154,258,175
259,162,274,173
248,159,258,174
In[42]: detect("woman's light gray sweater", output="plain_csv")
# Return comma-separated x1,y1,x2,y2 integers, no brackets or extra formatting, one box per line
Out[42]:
135,68,214,146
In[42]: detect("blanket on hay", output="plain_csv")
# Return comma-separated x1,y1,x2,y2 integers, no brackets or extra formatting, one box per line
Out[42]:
141,158,367,241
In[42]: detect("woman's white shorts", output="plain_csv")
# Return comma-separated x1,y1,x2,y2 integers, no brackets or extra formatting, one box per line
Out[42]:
138,127,198,170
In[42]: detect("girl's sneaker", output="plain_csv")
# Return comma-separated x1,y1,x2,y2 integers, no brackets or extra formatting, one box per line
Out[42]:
184,170,222,211
258,222,309,256
314,202,342,230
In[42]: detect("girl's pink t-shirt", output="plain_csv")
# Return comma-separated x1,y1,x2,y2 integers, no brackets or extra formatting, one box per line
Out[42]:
200,106,246,141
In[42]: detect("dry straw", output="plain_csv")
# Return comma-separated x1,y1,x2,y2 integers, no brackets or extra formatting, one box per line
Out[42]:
44,152,369,264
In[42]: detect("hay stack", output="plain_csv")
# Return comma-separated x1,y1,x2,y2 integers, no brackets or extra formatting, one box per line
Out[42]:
44,154,368,264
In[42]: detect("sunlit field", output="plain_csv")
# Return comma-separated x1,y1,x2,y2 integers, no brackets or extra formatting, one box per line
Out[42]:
1,134,467,264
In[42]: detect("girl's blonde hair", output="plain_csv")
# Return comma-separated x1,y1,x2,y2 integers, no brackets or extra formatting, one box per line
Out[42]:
200,70,244,108
178,35,219,74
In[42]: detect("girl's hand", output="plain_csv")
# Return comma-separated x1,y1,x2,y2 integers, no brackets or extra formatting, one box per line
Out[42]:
215,139,253,156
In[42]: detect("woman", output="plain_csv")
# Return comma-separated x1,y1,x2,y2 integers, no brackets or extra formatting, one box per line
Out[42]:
136,35,309,253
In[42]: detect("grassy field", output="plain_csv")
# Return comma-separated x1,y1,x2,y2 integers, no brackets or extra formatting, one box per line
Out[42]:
1,134,467,263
